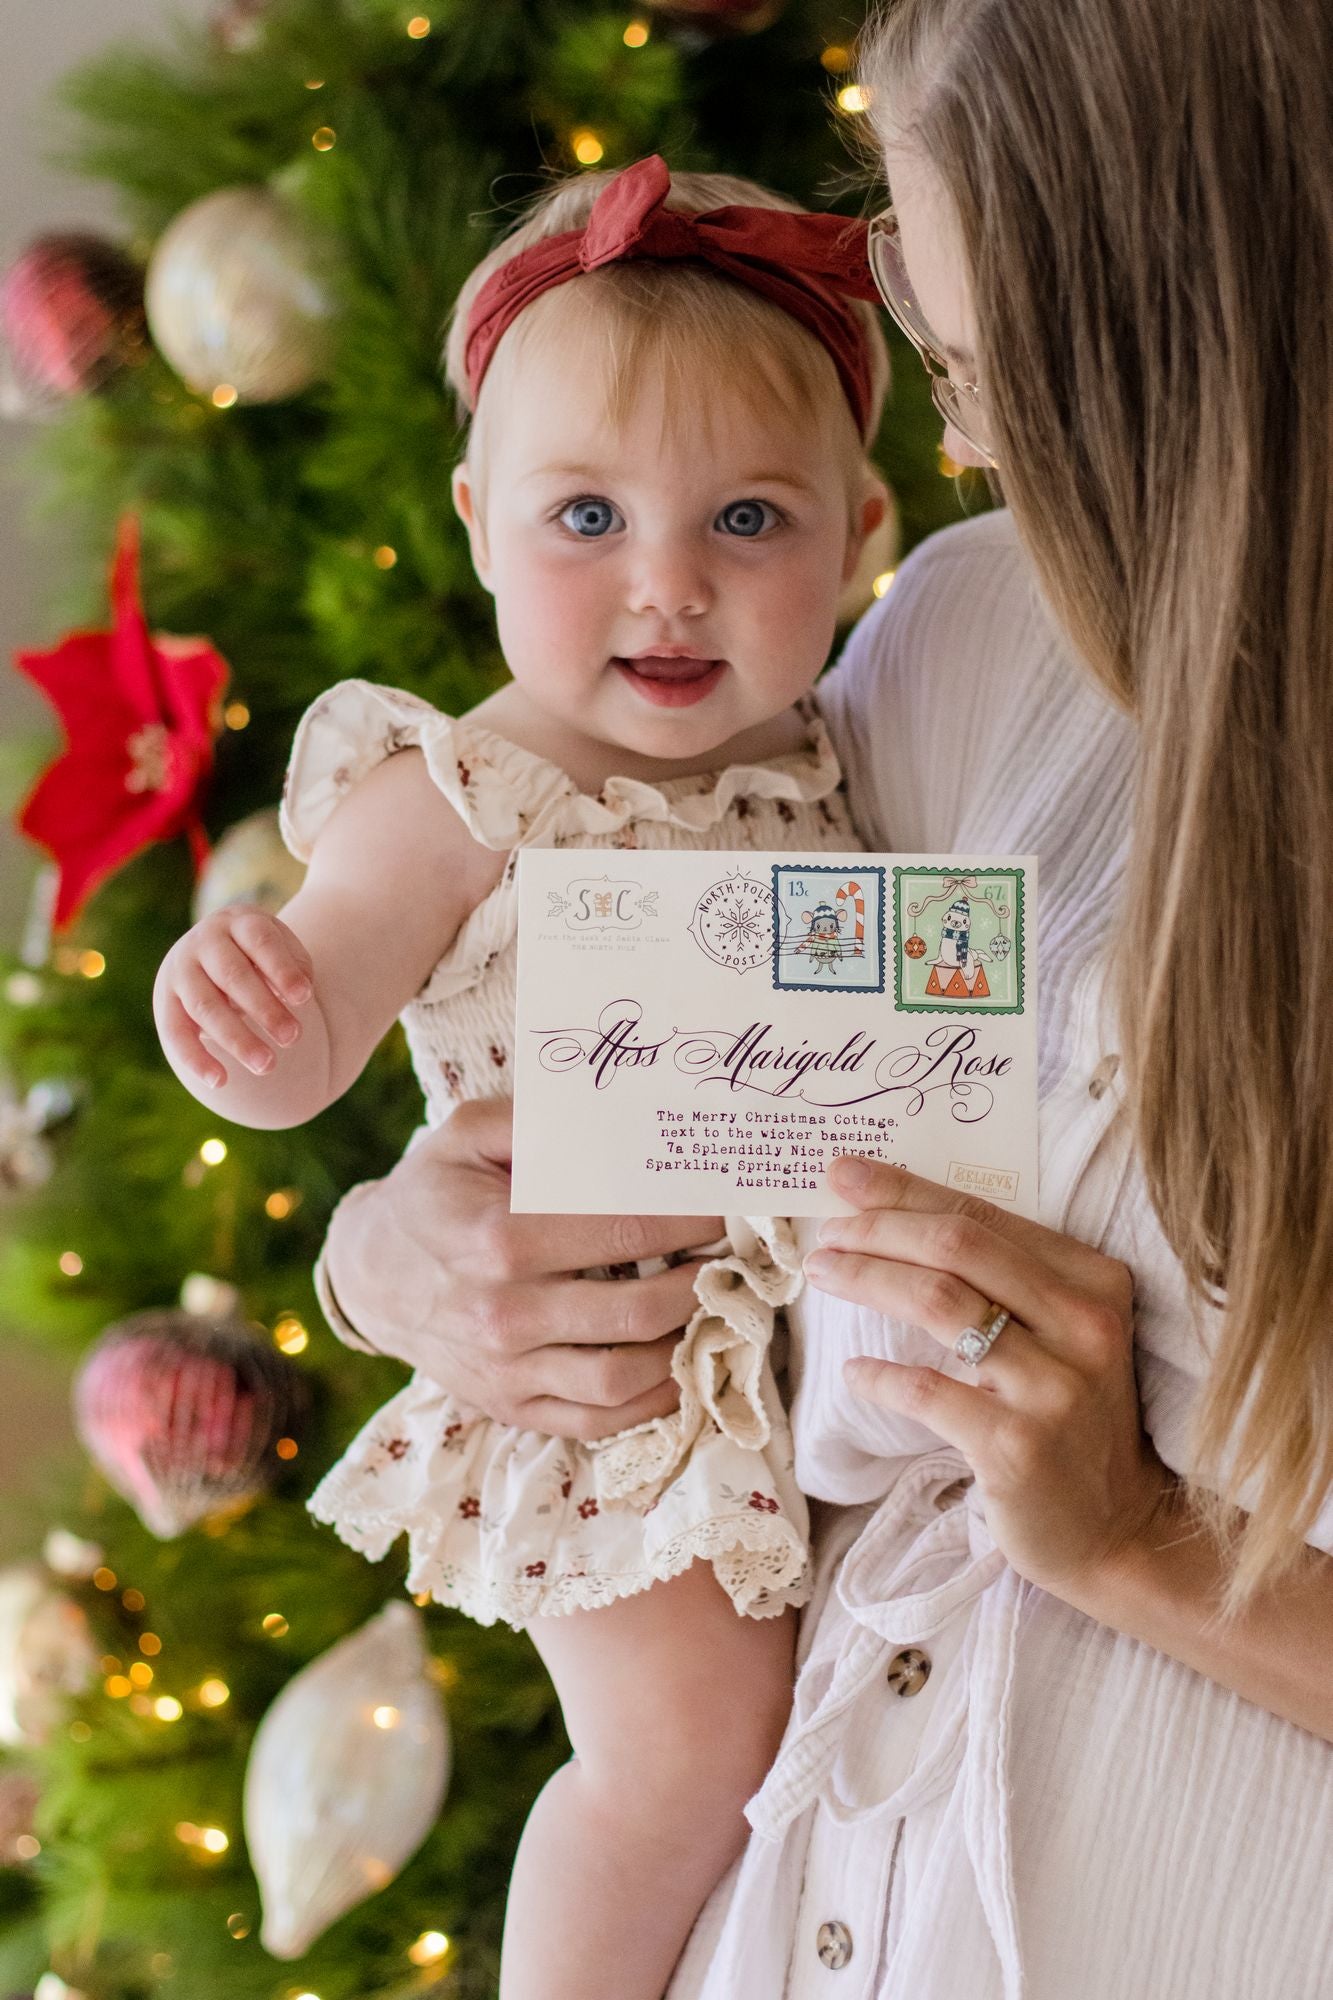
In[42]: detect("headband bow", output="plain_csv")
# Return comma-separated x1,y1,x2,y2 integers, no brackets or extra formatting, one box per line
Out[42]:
464,154,881,437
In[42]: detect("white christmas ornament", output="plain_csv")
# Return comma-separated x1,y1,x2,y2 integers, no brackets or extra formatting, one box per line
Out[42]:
42,1529,105,1582
192,808,305,923
0,1565,96,1747
244,1601,450,1959
145,186,333,403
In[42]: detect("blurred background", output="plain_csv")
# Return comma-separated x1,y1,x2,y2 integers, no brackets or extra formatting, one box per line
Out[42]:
0,4,972,1994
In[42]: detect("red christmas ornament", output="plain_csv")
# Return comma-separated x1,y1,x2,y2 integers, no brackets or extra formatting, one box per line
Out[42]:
0,232,146,405
73,1308,308,1539
14,518,229,930
905,933,927,959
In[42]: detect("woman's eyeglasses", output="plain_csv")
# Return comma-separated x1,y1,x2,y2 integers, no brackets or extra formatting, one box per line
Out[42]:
867,207,998,468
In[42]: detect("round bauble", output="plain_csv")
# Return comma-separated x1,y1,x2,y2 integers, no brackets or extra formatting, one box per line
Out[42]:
836,483,901,625
210,0,269,51
72,1308,308,1539
245,1602,451,1958
145,187,334,403
904,934,927,960
0,1566,96,1747
0,234,146,409
193,808,306,923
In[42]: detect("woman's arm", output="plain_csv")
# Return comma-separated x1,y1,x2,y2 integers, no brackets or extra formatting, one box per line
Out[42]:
154,749,502,1128
1077,1479,1333,1744
807,1154,1333,1745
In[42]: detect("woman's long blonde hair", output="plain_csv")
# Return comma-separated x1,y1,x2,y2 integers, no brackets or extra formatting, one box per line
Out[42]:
863,0,1333,1604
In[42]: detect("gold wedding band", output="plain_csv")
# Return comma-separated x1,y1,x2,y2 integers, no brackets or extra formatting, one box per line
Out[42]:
954,1301,1011,1368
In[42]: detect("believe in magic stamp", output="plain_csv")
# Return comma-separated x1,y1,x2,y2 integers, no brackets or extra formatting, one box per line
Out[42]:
771,864,887,993
893,865,1025,1013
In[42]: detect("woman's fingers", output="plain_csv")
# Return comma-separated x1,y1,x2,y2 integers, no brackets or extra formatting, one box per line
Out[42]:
810,1202,1058,1339
496,1264,707,1353
827,1154,1111,1292
517,1376,682,1444
527,1332,681,1408
845,1355,995,1457
809,1246,1045,1392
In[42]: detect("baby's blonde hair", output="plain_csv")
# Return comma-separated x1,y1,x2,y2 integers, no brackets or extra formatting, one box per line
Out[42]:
443,166,889,510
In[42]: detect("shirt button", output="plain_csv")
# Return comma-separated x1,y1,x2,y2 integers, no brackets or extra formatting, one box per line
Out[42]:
816,1921,854,1969
887,1646,932,1696
1088,1052,1121,1099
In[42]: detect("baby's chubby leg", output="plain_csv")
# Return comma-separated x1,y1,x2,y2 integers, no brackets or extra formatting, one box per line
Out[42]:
500,1562,796,2000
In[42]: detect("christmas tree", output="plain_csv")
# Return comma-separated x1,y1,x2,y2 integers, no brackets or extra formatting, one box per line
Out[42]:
0,3,978,1994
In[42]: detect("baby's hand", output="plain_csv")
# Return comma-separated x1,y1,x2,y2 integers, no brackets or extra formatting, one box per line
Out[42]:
155,907,315,1091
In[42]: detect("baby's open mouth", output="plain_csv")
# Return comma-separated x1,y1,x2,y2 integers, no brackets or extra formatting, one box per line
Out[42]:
613,655,727,708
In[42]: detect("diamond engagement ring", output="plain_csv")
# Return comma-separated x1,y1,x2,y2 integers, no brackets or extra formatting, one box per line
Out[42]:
954,1302,1012,1367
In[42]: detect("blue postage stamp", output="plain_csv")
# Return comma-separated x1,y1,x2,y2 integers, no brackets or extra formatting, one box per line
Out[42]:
771,864,887,993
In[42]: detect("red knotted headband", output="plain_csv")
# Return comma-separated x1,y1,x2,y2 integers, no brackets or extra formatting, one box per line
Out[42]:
463,154,881,439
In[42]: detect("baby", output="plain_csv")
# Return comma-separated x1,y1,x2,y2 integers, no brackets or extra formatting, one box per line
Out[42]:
154,156,888,1999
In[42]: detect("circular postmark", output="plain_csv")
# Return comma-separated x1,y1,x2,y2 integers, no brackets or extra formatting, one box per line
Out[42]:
688,874,775,973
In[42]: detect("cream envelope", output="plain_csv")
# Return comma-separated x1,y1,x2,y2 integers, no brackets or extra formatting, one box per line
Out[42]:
512,851,1038,1218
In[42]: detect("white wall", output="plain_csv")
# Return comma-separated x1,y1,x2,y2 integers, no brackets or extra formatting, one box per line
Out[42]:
0,0,210,950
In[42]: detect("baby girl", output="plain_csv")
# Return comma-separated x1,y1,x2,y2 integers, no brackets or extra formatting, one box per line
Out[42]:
154,156,887,1998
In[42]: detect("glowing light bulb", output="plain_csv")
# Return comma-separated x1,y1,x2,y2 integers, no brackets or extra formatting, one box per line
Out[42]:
154,1696,184,1721
224,701,251,730
275,1436,300,1461
872,569,897,599
198,1678,231,1708
200,1138,228,1165
623,19,649,45
312,127,337,151
199,1827,230,1854
821,43,852,71
408,1931,451,1966
78,950,106,978
372,1704,401,1730
262,1613,289,1637
407,13,431,34
59,1252,84,1277
837,83,870,113
273,1315,309,1354
211,383,238,409
372,544,398,569
572,129,605,166
129,1662,154,1688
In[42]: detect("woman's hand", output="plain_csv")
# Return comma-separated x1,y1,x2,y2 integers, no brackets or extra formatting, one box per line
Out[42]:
803,1154,1175,1610
323,1098,723,1441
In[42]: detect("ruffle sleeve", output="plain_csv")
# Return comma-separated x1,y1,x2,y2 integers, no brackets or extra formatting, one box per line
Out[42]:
279,678,575,864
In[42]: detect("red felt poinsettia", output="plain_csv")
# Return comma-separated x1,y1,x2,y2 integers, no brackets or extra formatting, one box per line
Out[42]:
14,516,230,929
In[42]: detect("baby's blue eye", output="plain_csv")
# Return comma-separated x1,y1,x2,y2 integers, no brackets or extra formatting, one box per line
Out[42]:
560,497,623,538
717,499,779,538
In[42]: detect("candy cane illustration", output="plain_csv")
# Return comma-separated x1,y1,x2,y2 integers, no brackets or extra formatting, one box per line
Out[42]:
835,880,866,958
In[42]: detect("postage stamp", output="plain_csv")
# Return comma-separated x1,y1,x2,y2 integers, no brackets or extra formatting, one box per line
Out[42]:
771,864,887,993
893,865,1026,1013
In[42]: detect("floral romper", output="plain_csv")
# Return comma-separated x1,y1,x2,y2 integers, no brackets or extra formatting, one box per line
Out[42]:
281,678,858,1629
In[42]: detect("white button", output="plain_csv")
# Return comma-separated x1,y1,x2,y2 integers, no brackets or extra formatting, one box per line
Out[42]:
887,1647,931,1696
816,1921,854,1969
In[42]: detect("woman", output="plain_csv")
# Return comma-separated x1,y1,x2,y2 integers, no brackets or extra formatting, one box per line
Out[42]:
319,0,1333,1991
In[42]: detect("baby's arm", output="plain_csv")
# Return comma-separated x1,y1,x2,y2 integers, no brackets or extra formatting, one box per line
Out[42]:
153,748,504,1129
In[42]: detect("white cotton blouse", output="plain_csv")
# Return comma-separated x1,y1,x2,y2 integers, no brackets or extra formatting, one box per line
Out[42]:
670,509,1333,2000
